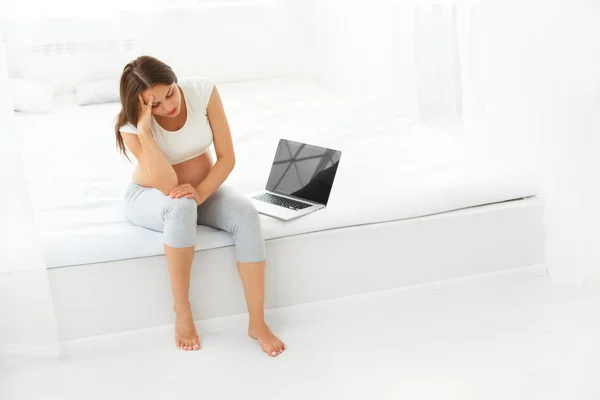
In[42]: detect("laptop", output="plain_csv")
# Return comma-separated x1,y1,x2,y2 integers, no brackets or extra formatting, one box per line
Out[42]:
248,139,342,221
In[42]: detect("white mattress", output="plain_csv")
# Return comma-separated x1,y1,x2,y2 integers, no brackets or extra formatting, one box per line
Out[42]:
15,77,540,268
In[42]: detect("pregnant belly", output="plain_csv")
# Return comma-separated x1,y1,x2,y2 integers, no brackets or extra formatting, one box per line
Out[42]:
132,152,214,189
173,152,214,187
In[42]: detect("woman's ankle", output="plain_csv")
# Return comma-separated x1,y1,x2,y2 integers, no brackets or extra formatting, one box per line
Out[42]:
174,302,192,317
249,315,266,327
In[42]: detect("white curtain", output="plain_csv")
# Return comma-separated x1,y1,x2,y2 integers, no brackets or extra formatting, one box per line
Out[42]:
464,0,600,283
421,0,600,283
531,1,600,283
315,0,600,283
412,3,464,121
0,29,60,360
313,0,476,123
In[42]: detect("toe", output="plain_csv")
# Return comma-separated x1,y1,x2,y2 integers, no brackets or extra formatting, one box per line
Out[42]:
264,343,277,357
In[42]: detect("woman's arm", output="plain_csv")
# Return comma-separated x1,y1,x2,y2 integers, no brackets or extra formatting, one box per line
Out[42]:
138,131,179,194
121,131,179,195
194,86,236,201
121,94,178,195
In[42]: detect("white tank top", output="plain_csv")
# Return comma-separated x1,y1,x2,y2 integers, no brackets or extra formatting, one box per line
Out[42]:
119,77,214,165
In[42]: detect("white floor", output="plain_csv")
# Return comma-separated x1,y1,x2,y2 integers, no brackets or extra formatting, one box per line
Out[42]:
2,267,600,400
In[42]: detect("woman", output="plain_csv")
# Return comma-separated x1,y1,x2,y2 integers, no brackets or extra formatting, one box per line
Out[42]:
114,56,285,357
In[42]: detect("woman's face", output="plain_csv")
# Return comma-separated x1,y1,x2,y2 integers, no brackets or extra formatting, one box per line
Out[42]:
140,83,181,118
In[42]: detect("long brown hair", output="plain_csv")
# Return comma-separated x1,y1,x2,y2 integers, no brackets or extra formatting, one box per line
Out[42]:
114,55,178,162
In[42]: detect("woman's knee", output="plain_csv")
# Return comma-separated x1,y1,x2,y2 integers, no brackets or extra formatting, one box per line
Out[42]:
208,187,264,261
162,197,198,248
234,197,261,228
164,197,198,221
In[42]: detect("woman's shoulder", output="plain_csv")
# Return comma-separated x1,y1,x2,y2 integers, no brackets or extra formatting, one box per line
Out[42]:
178,76,215,110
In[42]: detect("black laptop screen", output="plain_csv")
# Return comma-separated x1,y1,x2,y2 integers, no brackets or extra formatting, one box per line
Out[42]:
265,139,341,206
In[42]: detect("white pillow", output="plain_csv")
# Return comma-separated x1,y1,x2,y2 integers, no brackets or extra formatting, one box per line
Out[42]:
75,79,120,106
9,78,54,113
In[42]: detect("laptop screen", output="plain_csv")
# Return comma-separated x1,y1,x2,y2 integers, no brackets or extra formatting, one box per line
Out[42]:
266,139,342,206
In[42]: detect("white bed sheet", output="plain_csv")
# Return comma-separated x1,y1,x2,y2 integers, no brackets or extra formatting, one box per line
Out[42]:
15,77,540,268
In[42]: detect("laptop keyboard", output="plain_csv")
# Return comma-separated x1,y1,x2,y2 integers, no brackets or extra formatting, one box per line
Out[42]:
253,193,312,211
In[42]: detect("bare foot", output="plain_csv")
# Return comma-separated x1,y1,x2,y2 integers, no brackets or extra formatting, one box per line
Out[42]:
175,313,200,351
248,321,286,357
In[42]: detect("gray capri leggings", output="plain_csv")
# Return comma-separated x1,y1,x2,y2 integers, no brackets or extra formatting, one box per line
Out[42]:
124,182,266,263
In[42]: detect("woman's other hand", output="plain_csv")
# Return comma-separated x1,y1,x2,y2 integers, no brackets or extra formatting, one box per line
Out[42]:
169,183,207,206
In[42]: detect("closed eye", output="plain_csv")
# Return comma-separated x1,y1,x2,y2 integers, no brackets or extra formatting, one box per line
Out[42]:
151,87,174,108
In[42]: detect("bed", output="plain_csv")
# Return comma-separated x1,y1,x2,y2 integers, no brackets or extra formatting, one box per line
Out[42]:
15,77,545,339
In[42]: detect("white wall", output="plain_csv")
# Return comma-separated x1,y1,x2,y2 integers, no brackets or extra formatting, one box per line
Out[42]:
0,0,319,97
313,1,418,116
